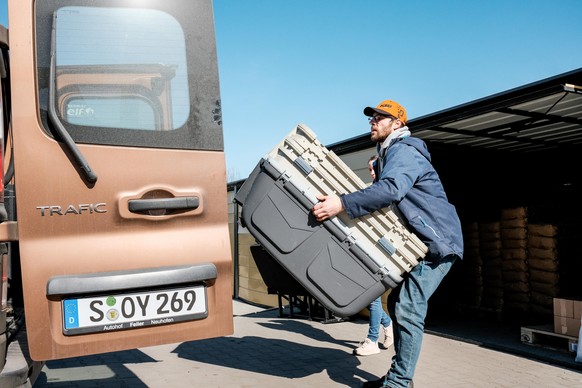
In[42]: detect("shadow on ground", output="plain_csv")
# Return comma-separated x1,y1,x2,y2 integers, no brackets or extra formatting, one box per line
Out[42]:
34,349,155,387
173,316,378,387
35,308,378,387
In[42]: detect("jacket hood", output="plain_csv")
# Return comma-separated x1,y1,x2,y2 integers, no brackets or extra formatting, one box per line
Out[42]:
399,137,432,163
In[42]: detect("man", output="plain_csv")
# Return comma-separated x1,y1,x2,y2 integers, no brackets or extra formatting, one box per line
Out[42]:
312,100,463,388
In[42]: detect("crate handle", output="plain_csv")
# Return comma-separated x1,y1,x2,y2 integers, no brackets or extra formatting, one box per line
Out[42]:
294,157,313,175
377,237,397,256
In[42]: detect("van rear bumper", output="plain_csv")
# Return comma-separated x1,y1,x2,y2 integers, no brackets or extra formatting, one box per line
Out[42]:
46,264,217,298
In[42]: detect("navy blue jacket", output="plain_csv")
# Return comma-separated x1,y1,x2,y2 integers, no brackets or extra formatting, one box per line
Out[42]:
341,137,463,260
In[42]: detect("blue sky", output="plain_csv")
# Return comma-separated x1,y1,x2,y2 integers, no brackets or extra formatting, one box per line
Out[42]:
3,1,582,180
214,0,582,179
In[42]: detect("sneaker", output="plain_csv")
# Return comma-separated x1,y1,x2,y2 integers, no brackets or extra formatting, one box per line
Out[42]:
382,323,394,348
362,376,413,388
353,338,380,356
362,375,388,388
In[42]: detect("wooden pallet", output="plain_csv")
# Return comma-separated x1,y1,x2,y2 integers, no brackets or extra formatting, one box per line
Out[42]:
521,324,578,353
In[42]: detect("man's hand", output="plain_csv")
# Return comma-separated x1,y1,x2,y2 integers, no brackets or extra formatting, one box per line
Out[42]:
312,195,343,222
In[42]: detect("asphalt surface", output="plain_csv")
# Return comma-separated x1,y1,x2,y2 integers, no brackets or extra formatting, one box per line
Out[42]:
33,299,582,387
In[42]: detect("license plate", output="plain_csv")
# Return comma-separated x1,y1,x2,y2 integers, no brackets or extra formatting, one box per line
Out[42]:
62,285,207,335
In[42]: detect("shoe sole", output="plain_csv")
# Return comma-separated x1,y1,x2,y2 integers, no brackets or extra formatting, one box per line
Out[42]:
353,349,381,356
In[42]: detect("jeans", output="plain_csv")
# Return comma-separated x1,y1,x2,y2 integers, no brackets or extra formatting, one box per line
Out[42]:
383,254,458,388
367,296,391,342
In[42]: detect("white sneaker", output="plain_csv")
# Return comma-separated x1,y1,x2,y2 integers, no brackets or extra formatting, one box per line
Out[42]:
382,323,394,348
353,338,380,356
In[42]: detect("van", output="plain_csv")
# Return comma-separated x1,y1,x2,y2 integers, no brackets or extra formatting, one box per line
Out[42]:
0,1,233,385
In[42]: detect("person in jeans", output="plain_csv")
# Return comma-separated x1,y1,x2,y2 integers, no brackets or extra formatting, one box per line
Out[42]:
353,156,394,356
312,100,463,388
354,296,393,356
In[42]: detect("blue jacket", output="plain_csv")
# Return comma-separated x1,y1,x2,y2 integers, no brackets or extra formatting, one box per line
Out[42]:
341,137,463,260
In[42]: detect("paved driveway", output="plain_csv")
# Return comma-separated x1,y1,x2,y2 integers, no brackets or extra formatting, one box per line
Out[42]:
34,300,582,387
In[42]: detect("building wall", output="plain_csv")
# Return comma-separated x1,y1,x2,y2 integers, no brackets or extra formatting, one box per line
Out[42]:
227,190,278,308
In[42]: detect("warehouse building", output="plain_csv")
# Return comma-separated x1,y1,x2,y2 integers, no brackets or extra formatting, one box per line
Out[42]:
227,67,582,367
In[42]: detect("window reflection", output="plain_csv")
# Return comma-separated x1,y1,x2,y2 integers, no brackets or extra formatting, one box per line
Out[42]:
55,6,189,130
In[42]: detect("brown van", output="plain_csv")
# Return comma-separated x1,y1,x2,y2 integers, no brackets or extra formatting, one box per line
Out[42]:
0,1,233,384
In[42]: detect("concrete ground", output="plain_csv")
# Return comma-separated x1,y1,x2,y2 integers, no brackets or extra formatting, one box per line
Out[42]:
33,299,582,387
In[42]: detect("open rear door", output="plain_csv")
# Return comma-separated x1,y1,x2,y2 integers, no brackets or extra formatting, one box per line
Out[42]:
9,0,233,360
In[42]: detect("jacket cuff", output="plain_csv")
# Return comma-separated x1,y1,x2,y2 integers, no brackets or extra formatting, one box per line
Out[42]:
340,194,355,219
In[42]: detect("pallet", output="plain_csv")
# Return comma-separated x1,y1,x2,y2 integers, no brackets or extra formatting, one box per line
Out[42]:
521,324,578,353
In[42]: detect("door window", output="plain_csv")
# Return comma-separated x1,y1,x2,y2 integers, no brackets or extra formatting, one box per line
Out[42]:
36,1,223,150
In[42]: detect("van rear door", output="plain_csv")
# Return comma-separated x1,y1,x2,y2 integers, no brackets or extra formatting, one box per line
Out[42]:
9,0,233,360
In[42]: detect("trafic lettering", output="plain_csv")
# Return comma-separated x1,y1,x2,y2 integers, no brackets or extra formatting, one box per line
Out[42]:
36,203,107,216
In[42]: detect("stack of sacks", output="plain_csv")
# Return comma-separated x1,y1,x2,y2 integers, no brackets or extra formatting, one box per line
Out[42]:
528,224,559,315
479,221,504,311
500,207,530,313
458,222,483,309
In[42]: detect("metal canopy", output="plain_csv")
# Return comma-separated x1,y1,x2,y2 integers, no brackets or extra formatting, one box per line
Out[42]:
330,67,582,155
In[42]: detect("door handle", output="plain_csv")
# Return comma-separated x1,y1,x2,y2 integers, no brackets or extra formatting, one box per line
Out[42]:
128,196,199,213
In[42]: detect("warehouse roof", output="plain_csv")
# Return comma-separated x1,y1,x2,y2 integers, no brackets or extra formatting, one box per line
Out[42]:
229,68,582,189
329,67,582,155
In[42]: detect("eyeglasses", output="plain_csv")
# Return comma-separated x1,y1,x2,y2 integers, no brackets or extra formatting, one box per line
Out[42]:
368,115,393,124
